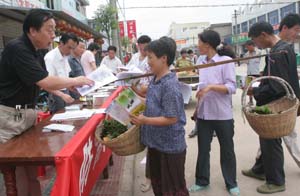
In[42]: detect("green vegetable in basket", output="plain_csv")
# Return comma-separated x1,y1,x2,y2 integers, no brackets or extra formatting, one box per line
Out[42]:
252,106,273,115
101,119,128,140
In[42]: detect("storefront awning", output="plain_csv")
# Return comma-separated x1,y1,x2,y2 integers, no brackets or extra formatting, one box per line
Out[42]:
0,5,105,40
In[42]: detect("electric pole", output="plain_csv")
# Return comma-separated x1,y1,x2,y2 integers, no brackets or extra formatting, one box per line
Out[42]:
109,0,122,59
233,9,239,57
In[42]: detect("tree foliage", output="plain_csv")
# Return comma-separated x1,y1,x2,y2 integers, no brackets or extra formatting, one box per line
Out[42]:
94,5,118,45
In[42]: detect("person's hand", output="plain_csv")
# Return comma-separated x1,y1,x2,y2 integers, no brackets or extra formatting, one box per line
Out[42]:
129,114,147,126
74,76,94,87
62,94,75,104
196,86,211,100
247,87,253,96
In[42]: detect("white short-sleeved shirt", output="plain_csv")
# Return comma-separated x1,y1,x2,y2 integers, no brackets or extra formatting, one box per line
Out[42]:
126,52,149,72
81,50,96,75
44,47,71,78
100,56,122,74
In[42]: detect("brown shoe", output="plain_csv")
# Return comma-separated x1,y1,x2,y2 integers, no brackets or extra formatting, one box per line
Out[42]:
242,169,266,181
257,183,285,194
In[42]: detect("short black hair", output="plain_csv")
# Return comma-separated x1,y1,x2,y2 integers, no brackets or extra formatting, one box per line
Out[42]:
87,43,100,51
137,35,151,44
248,22,274,38
23,9,54,34
245,40,255,46
187,49,194,54
146,36,176,66
107,45,117,52
279,13,300,31
180,49,187,55
60,33,79,44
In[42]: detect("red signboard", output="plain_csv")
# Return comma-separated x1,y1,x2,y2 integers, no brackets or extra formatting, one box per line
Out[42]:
119,21,125,38
17,0,44,8
51,87,124,196
127,20,137,39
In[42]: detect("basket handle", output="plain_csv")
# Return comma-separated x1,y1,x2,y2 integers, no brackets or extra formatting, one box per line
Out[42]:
241,76,296,109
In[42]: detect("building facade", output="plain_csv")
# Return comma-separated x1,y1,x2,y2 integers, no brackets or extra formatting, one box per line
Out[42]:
0,0,95,55
206,23,232,44
232,0,300,54
167,22,210,50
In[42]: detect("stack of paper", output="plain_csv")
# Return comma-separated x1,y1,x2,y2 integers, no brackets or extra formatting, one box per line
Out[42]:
43,124,75,132
51,110,95,121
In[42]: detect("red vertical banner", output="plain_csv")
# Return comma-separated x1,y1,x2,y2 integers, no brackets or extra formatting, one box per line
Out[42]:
127,20,137,39
119,21,125,38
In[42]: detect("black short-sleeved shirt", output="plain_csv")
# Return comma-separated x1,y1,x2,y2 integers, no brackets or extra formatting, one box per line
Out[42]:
0,34,48,107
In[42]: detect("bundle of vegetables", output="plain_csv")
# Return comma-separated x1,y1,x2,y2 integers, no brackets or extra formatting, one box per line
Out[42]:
251,106,273,115
101,119,128,141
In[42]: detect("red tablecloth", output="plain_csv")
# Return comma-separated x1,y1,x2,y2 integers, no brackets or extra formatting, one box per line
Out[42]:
51,87,123,196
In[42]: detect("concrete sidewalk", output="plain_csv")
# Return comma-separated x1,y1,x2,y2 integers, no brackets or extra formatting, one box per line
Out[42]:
118,67,300,196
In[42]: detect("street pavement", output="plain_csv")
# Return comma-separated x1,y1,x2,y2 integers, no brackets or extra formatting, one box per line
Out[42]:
119,64,300,196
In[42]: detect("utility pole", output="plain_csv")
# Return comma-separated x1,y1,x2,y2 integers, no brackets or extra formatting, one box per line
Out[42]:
233,9,239,57
109,0,122,59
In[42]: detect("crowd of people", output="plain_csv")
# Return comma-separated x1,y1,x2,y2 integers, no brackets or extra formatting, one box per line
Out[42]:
0,8,300,196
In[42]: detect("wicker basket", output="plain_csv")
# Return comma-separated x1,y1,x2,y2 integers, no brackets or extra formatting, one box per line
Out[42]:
242,76,299,139
95,124,145,156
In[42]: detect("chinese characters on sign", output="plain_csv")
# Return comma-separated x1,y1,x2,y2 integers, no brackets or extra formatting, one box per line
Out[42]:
119,21,125,38
127,20,137,39
17,0,44,8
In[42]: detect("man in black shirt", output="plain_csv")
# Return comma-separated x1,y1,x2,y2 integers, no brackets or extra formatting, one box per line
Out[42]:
0,9,93,195
244,21,300,194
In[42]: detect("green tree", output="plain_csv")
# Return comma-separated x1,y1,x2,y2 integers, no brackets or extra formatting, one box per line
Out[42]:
94,5,118,45
121,36,130,50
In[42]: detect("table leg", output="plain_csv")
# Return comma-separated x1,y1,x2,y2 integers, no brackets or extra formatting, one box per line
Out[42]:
1,167,17,196
109,155,114,166
103,165,109,179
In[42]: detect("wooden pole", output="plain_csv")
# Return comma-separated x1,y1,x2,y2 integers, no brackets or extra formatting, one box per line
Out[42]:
115,50,287,82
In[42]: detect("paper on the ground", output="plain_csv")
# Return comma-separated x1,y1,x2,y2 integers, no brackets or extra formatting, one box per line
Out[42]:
140,156,147,164
51,110,95,121
43,124,75,132
179,82,192,104
189,83,200,89
115,67,144,86
76,66,118,96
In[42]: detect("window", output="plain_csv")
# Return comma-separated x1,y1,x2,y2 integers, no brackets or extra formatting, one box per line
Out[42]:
182,27,187,32
257,14,266,22
237,24,241,34
268,10,279,25
281,3,296,19
249,18,256,28
76,1,80,12
241,22,248,33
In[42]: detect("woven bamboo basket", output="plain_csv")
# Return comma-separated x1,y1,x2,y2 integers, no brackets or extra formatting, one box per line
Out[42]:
95,123,145,156
242,76,299,139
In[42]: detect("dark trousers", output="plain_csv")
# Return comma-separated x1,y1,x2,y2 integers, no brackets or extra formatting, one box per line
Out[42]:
251,138,285,185
148,148,189,196
48,90,69,114
196,119,237,189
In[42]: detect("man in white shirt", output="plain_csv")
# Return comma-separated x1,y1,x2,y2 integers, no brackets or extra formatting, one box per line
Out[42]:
127,35,152,88
44,33,78,113
127,35,151,73
100,45,122,74
244,40,262,105
81,43,100,75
